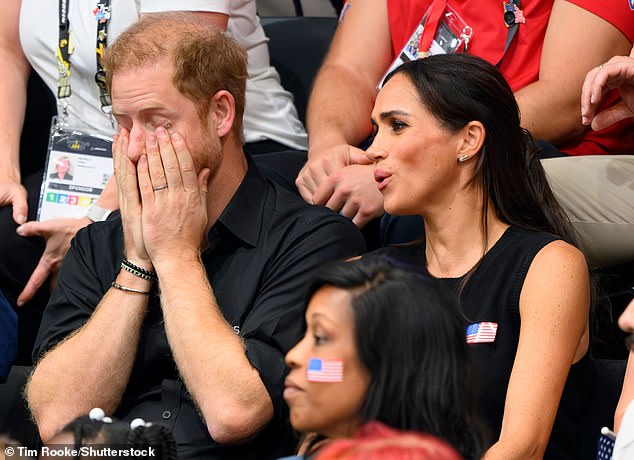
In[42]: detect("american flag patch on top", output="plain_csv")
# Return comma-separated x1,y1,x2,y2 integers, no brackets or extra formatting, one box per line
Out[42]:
466,322,498,344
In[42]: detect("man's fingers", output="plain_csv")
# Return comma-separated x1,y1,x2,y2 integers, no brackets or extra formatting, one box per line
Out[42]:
324,189,346,213
580,66,602,125
146,132,168,190
296,162,325,201
16,220,49,238
137,155,153,205
117,129,142,209
296,179,314,203
591,102,634,132
17,259,53,307
296,173,318,203
155,127,180,189
172,132,198,192
311,177,337,206
339,199,360,222
347,147,373,166
351,207,377,229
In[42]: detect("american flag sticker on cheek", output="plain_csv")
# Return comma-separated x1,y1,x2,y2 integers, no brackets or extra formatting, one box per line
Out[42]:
466,322,498,344
307,358,344,383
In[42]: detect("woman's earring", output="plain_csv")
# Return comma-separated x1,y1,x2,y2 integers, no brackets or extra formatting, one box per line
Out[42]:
458,154,470,163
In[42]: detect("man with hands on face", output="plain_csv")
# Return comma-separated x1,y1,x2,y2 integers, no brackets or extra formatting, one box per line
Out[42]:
26,13,365,459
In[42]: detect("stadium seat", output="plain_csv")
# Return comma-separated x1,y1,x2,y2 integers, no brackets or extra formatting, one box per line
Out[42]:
261,16,337,124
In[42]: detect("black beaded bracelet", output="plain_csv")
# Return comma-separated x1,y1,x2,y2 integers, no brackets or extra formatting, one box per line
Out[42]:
121,259,157,281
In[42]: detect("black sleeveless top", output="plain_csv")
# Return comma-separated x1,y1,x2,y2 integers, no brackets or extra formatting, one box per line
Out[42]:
369,226,596,459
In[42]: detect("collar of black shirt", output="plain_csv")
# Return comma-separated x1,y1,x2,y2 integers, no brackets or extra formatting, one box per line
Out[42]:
208,156,266,249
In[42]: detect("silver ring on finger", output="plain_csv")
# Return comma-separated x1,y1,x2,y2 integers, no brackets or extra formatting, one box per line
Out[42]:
153,184,168,191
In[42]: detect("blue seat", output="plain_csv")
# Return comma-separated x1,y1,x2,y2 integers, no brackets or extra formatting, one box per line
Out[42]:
262,16,337,124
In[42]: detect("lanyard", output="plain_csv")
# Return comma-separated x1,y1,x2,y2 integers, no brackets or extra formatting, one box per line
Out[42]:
418,0,447,58
417,0,522,66
500,0,524,66
57,0,112,117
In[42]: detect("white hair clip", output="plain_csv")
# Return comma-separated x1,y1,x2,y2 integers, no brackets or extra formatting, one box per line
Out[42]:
130,418,153,430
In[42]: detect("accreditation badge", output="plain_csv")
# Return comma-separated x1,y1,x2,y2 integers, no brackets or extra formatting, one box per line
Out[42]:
379,2,472,88
37,116,113,221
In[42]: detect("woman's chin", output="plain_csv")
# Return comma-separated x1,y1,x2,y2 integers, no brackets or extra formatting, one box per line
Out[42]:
383,199,407,216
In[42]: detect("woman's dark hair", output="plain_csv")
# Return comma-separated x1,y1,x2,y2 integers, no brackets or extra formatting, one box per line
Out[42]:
383,54,578,248
306,256,484,459
61,415,177,460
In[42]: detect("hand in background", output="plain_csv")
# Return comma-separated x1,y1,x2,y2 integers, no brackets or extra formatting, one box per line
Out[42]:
581,46,634,131
15,215,92,305
0,175,28,225
296,144,383,227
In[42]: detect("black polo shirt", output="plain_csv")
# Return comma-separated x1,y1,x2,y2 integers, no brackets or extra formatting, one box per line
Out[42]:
33,160,366,459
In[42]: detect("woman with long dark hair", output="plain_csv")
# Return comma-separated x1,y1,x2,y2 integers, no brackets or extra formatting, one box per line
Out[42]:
283,257,484,459
366,54,593,459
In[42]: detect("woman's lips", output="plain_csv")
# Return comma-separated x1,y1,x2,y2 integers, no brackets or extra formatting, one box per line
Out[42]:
283,377,304,400
374,169,392,191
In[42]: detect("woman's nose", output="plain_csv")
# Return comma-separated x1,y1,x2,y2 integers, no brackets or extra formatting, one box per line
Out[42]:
285,336,307,369
619,298,634,334
366,138,387,162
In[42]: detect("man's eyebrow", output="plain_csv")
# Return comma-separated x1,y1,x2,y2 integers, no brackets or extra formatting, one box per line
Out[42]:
112,106,175,118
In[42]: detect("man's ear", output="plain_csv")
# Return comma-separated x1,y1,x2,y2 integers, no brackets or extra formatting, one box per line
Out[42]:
210,90,235,138
456,121,485,162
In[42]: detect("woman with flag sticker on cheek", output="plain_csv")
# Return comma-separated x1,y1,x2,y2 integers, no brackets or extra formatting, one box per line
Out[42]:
282,257,484,459
365,54,593,459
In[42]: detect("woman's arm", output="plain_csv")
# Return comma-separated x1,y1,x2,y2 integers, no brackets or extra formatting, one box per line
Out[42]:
484,240,590,459
0,0,30,223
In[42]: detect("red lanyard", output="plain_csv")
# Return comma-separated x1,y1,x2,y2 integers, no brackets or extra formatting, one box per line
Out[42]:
418,0,447,57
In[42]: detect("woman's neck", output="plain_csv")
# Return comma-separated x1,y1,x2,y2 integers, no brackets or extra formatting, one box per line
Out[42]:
423,196,508,279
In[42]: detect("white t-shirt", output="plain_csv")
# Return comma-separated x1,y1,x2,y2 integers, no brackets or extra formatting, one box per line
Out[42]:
19,0,307,149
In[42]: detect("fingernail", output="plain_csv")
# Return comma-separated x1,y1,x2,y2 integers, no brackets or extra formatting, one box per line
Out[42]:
17,300,24,307
156,127,167,138
17,215,26,225
16,225,24,235
172,132,182,141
